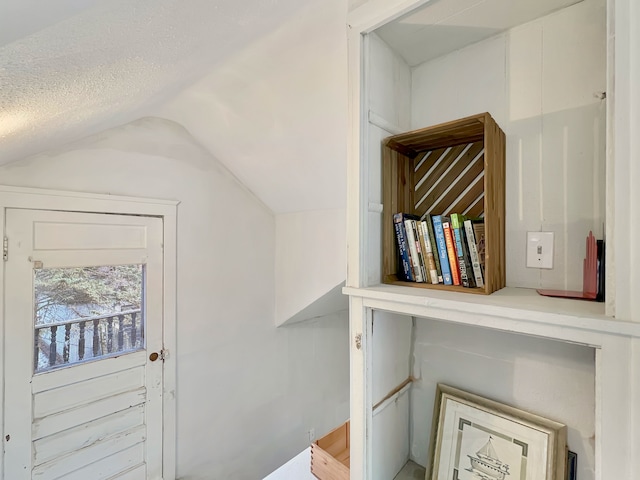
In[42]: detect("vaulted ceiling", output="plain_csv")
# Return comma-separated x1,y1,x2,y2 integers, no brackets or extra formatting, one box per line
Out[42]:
1,0,347,213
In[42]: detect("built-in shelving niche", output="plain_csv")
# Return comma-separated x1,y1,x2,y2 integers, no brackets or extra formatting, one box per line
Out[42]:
372,311,595,480
360,0,607,478
366,0,607,304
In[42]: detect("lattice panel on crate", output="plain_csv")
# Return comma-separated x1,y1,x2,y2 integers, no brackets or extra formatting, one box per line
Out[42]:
413,142,485,219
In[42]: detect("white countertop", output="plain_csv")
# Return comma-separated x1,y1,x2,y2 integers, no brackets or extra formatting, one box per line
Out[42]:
263,447,315,480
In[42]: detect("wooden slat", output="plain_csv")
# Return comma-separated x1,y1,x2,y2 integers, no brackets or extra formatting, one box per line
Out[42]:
382,145,397,287
444,173,485,215
311,444,350,480
421,151,484,216
316,422,349,457
53,442,144,480
32,350,146,393
483,116,506,293
33,387,146,440
414,143,482,210
108,463,146,480
414,147,448,181
431,157,483,215
32,425,146,480
463,194,485,218
385,113,488,152
34,405,144,466
34,366,144,418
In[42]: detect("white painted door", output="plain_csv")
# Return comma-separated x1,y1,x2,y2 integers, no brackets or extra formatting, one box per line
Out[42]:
3,209,164,480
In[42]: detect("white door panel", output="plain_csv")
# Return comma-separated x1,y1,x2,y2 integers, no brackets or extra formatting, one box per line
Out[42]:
3,209,164,480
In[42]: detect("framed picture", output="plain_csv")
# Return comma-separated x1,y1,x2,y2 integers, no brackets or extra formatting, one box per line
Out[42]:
427,384,567,480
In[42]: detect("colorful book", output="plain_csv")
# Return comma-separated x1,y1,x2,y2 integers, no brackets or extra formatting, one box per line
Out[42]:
464,219,484,288
442,221,461,285
393,213,414,282
419,221,439,284
404,218,424,282
431,215,452,285
423,214,443,283
472,221,486,279
451,214,475,288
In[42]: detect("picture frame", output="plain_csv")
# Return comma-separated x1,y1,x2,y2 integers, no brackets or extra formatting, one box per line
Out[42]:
427,384,567,480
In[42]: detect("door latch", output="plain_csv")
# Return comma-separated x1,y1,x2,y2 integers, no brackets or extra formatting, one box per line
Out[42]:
149,349,169,362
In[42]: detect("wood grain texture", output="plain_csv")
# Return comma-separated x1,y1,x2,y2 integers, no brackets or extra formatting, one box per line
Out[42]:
382,113,506,294
311,421,350,480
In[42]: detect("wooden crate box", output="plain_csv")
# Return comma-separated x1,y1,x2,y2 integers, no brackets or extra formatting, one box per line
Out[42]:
310,421,350,480
382,113,506,294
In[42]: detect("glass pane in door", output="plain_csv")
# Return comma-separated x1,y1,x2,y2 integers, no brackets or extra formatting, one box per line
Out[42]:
34,264,145,373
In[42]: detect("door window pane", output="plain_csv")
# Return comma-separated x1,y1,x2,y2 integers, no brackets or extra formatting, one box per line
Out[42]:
34,265,144,373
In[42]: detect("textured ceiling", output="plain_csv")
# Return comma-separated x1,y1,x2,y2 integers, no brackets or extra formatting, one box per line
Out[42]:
0,0,312,164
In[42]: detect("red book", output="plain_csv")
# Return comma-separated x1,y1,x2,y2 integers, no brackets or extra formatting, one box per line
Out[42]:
442,221,461,285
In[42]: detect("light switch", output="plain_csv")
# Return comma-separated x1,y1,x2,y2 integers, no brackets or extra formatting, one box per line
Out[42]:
526,232,554,269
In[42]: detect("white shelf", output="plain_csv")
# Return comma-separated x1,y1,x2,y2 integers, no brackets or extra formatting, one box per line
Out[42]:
343,285,640,342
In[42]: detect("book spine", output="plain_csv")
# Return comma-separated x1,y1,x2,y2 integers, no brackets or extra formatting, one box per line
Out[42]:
411,219,428,282
464,219,484,288
453,226,472,287
404,219,424,282
443,221,461,285
424,214,443,283
473,222,486,279
416,221,432,284
420,221,439,284
432,215,452,285
393,213,414,281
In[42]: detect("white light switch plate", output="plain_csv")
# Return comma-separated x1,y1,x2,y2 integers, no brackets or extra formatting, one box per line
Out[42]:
526,231,554,269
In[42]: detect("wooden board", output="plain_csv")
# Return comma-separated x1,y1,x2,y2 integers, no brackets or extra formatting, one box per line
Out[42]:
311,421,350,480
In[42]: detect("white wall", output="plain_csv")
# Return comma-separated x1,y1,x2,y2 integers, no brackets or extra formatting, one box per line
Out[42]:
0,117,350,479
155,0,348,215
371,312,413,480
410,318,596,480
154,0,349,325
411,0,607,292
275,209,347,326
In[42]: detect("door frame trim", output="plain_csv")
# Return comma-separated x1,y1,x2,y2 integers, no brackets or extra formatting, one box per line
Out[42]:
0,185,178,480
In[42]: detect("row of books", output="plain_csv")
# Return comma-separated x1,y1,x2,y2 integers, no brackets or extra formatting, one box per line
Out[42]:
393,212,486,287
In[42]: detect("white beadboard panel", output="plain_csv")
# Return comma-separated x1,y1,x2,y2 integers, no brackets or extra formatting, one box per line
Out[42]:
34,404,144,466
368,33,412,134
409,318,596,480
109,462,147,480
411,34,508,130
34,366,144,418
371,311,412,404
539,103,606,290
33,387,146,440
32,350,147,393
505,22,544,288
541,0,607,116
508,22,543,122
64,443,145,480
368,124,388,205
372,387,410,480
33,222,147,251
32,424,146,480
367,124,387,287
